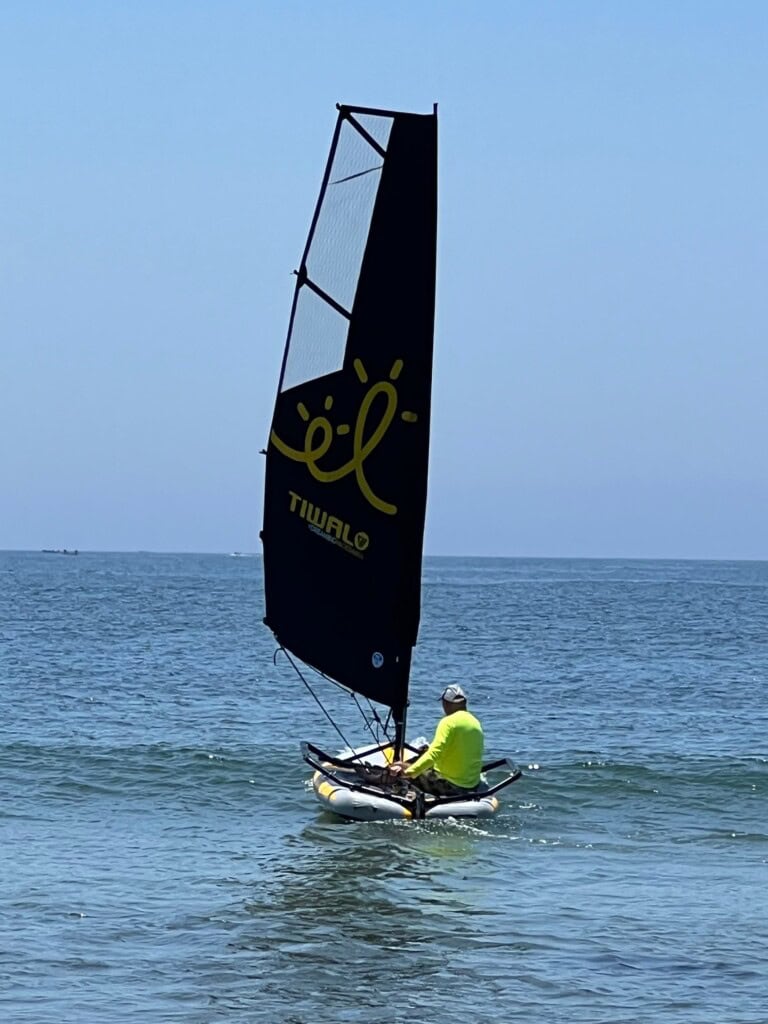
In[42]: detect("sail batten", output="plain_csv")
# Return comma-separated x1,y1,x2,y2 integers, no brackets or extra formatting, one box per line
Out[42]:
300,274,352,321
262,105,437,716
345,113,388,158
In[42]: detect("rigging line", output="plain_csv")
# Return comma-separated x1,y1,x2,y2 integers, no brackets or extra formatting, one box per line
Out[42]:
276,648,354,752
315,668,357,698
364,698,393,745
330,165,383,185
352,693,384,747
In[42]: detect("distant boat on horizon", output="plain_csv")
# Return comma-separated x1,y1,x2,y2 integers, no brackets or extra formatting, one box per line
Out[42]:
41,549,79,556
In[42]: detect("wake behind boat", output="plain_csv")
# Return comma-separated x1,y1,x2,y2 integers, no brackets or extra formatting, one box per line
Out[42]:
261,103,520,821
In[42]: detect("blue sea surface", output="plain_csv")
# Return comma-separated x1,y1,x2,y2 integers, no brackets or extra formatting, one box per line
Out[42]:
1,551,767,1023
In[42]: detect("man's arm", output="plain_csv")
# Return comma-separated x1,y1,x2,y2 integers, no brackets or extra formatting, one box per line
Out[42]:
404,718,451,778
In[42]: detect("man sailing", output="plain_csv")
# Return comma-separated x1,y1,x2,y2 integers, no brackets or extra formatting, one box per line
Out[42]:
388,684,484,796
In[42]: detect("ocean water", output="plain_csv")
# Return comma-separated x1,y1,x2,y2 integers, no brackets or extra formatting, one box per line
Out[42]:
1,551,766,1023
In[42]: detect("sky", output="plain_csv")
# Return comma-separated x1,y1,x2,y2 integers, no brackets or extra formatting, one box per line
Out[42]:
2,1,767,559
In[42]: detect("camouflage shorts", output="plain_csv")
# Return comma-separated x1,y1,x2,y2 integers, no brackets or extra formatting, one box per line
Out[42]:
411,769,472,797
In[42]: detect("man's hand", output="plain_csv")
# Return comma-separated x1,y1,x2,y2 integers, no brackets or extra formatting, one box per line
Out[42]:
388,762,407,776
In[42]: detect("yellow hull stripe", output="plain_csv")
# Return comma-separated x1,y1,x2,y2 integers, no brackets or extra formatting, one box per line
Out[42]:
313,768,413,818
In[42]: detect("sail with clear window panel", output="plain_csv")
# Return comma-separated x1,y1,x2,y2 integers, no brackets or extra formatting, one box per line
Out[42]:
261,104,438,718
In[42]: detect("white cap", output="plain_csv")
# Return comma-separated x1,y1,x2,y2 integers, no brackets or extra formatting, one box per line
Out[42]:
440,684,466,703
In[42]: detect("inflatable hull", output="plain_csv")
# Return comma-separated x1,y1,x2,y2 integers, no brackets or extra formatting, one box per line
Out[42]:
312,769,501,821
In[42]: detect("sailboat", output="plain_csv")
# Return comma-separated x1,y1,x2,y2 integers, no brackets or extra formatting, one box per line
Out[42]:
261,103,520,821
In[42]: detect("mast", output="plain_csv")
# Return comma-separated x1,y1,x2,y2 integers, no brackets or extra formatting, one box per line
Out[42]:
392,650,412,761
393,714,407,763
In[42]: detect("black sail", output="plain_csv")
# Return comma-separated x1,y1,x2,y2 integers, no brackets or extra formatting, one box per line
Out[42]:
262,104,437,719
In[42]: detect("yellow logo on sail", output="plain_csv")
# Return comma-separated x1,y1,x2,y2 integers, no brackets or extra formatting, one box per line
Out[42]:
270,358,418,515
287,490,369,556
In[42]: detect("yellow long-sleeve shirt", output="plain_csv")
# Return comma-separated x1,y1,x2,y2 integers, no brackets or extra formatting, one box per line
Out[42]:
405,709,484,789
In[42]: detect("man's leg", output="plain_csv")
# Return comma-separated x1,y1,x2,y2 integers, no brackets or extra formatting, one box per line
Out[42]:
411,769,466,797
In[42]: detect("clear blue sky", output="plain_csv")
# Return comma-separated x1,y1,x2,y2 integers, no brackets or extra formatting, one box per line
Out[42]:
2,2,766,558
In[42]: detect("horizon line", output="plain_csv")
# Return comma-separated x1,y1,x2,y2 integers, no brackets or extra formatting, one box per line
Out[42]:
2,548,767,565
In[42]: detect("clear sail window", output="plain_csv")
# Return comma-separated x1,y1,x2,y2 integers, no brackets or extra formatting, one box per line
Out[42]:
280,284,350,392
279,113,393,392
